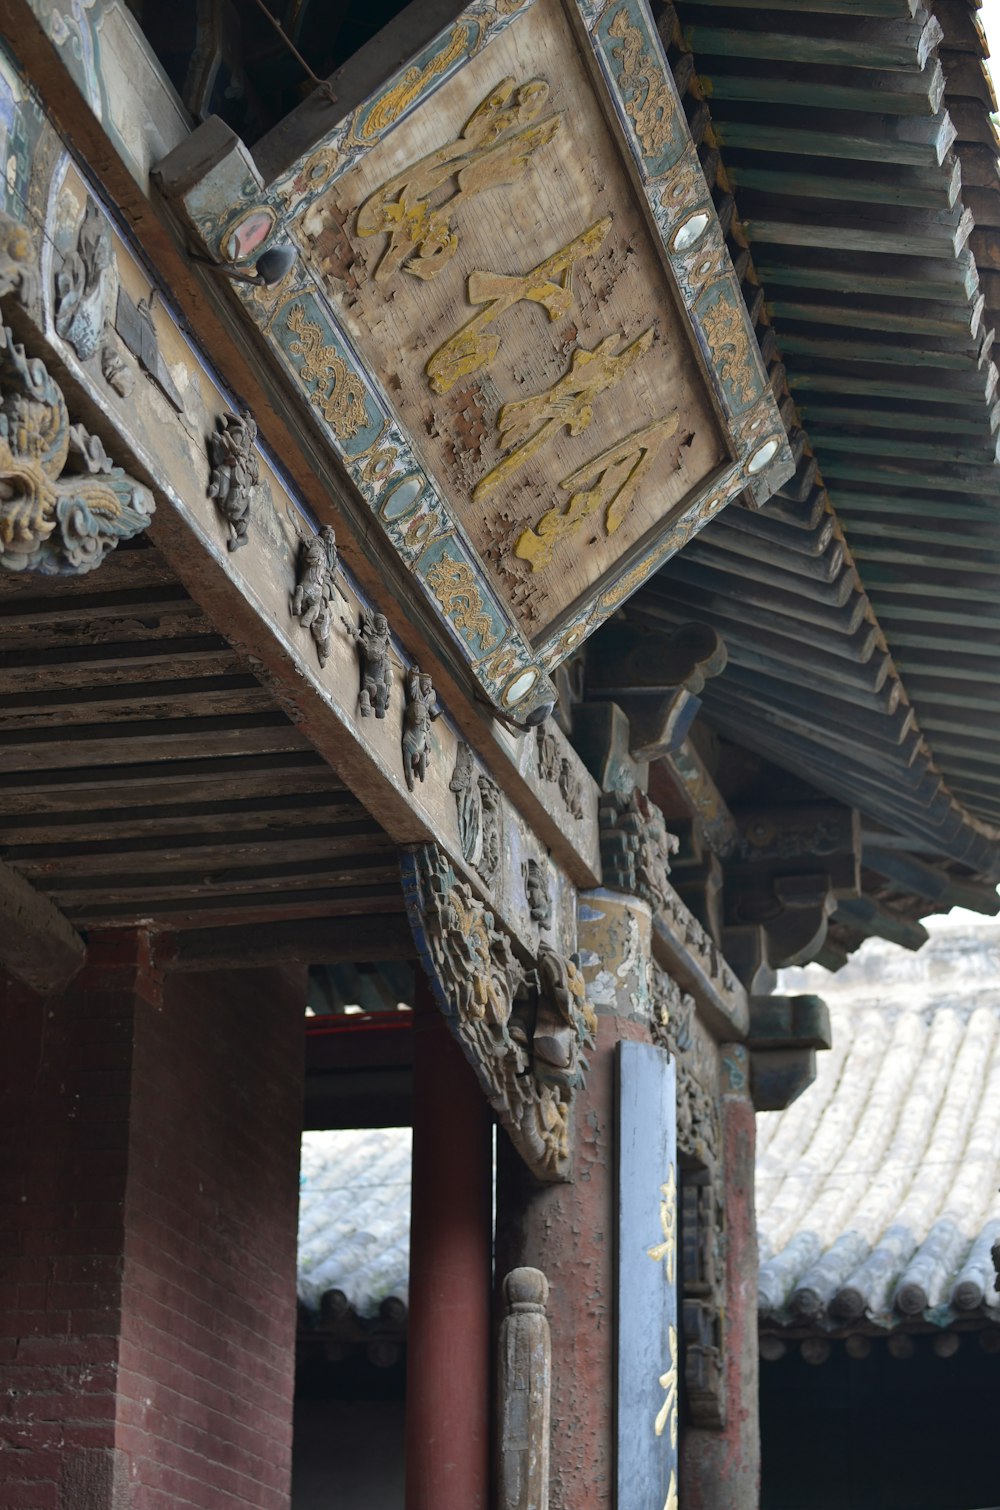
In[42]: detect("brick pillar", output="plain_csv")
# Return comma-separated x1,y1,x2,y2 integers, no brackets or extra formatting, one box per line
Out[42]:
0,931,305,1510
495,891,654,1510
683,1043,760,1510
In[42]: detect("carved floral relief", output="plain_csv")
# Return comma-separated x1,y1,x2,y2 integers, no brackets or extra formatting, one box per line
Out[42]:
0,316,154,576
401,844,594,1180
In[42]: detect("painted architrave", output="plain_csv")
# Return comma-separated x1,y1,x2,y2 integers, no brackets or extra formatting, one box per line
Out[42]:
159,0,793,721
617,1038,679,1510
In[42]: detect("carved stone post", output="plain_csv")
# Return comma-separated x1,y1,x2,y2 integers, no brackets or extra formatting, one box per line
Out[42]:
498,1267,552,1510
496,889,653,1510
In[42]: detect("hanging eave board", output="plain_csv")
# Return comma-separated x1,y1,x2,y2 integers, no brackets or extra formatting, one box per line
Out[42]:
160,0,793,720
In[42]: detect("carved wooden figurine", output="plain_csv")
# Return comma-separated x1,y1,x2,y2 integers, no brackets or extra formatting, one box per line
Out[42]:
523,857,553,930
479,777,502,889
497,1267,551,1510
342,607,393,718
207,410,260,550
402,667,440,790
292,525,338,667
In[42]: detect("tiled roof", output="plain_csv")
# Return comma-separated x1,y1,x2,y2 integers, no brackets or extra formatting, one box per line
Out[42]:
757,915,1000,1331
297,1128,411,1318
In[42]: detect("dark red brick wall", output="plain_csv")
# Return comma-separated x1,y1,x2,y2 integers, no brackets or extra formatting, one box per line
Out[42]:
0,932,153,1510
117,964,304,1510
1,938,305,1510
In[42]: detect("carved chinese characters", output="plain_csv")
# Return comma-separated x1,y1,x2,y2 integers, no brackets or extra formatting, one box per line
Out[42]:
357,78,562,287
298,0,726,644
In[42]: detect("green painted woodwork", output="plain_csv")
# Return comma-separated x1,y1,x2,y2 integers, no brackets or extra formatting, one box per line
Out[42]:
768,298,980,339
714,116,954,167
701,63,944,115
687,20,938,72
730,161,959,211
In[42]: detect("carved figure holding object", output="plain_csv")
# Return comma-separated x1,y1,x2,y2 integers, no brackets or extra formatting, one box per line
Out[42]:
208,410,260,551
342,606,393,717
402,666,441,789
292,525,339,667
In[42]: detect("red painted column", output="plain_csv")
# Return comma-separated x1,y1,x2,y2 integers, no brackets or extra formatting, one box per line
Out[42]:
405,977,493,1510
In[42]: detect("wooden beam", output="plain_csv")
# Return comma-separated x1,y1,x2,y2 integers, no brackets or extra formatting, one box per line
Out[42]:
0,858,86,994
687,18,941,72
171,914,417,970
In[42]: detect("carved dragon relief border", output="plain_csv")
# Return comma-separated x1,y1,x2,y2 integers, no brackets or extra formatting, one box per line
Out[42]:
401,842,596,1180
158,0,793,721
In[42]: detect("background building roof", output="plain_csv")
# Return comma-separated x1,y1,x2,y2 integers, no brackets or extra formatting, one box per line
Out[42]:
758,912,1000,1331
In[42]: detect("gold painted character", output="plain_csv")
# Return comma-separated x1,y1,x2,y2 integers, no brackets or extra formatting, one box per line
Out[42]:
654,1324,679,1446
474,327,654,502
357,78,562,286
647,1163,677,1287
426,217,612,394
515,413,678,570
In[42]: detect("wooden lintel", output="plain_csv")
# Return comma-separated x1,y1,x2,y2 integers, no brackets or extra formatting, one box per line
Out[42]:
171,915,416,972
0,858,86,994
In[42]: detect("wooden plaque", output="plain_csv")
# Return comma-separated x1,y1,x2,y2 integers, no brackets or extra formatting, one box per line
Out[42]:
163,0,793,718
617,1038,679,1510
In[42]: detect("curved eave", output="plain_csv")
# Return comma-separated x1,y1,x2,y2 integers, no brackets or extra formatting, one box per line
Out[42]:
640,0,1000,875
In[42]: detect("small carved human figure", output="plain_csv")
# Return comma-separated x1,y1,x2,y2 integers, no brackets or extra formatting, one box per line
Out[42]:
207,410,260,551
558,756,584,820
450,743,482,863
479,777,502,888
402,666,440,790
292,525,338,667
342,607,393,717
523,856,553,929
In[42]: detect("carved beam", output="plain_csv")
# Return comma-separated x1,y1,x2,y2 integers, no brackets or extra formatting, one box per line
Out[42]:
0,858,86,994
497,1268,551,1510
169,914,415,971
401,844,595,1181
